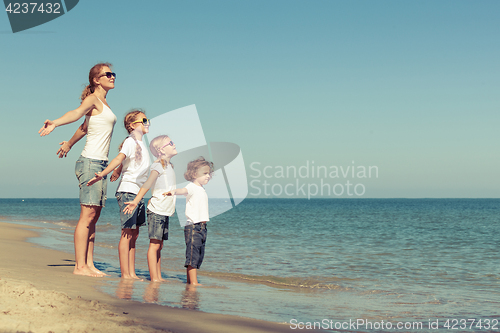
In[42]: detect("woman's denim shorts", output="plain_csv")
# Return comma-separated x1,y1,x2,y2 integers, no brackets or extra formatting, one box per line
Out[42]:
116,192,146,229
147,209,169,241
184,223,207,269
75,155,107,207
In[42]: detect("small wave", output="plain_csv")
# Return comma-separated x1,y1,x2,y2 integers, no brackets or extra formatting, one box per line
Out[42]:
199,271,351,290
49,220,78,228
96,243,116,249
96,223,118,232
2,216,78,228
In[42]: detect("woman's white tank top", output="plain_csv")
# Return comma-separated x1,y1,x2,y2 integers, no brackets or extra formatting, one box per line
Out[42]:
80,97,117,161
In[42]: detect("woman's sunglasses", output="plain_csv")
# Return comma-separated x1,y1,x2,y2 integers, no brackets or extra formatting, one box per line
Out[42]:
99,72,116,79
131,118,150,126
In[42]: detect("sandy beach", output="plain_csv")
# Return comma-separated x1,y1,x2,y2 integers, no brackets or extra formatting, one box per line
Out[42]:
0,221,301,333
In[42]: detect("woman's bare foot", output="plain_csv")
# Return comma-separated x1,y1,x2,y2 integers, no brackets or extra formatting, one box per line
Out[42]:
73,265,104,277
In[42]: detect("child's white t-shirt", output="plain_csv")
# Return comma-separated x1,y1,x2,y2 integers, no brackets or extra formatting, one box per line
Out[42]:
148,162,176,216
117,137,150,194
185,182,209,225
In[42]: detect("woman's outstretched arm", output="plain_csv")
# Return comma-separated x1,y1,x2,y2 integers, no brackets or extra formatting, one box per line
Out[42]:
56,120,88,158
39,95,98,136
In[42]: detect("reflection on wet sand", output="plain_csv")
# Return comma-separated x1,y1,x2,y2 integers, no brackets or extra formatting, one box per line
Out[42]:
143,282,161,303
112,277,202,311
115,278,138,300
181,285,200,310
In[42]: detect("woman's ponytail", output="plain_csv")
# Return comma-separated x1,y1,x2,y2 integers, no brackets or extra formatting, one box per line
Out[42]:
80,62,112,103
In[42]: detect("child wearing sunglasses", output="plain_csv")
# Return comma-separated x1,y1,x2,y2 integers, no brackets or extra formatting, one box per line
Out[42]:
164,157,214,285
87,110,151,279
122,135,177,282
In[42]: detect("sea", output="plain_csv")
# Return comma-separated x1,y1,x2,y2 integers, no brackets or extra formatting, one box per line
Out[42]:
1,198,499,332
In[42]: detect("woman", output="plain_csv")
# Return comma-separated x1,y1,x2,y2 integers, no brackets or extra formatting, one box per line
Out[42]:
39,62,117,277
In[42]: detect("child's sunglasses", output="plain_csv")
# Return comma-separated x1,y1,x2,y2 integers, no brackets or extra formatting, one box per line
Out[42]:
131,118,150,126
161,141,174,149
99,72,116,79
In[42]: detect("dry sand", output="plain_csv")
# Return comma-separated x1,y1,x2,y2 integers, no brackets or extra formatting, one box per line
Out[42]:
0,221,299,333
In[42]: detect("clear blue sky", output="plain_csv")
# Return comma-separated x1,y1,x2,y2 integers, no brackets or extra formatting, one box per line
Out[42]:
1,0,499,198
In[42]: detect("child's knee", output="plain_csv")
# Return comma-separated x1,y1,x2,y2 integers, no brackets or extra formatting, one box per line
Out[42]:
121,228,137,239
149,239,162,250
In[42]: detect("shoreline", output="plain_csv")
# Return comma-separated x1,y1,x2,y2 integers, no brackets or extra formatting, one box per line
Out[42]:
0,221,305,333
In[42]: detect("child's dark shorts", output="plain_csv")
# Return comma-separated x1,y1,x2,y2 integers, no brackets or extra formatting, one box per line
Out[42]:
184,222,207,269
147,209,169,241
116,192,146,229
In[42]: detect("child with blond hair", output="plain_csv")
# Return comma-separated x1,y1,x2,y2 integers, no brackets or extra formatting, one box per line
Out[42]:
87,110,150,279
165,157,213,285
123,135,177,282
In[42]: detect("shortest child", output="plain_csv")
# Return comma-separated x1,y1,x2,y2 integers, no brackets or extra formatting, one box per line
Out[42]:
165,157,213,285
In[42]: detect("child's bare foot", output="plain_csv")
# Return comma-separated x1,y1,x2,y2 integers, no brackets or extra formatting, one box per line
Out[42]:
122,274,144,281
73,266,104,277
151,277,166,282
89,266,110,276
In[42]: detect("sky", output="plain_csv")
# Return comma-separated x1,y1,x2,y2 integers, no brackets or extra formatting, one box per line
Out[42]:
1,0,499,198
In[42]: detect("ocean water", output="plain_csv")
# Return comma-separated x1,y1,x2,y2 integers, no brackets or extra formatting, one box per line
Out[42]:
1,198,500,332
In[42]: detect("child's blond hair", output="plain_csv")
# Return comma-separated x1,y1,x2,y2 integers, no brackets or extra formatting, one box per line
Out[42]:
184,157,214,182
118,109,146,163
149,135,173,169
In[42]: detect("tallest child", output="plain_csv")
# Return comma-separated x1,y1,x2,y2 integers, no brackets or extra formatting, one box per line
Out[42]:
39,63,117,277
87,110,150,279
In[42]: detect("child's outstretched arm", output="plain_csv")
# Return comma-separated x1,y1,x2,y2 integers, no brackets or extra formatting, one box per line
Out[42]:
87,153,126,186
110,164,123,182
123,170,160,214
56,120,87,158
163,188,188,197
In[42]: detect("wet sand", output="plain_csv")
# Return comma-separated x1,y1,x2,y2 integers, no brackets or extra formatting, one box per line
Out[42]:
0,221,301,333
